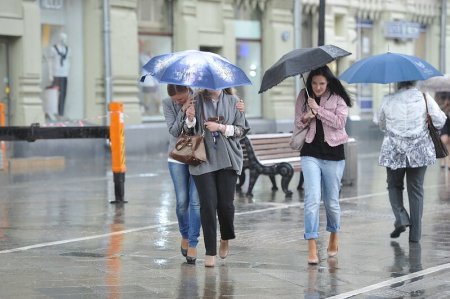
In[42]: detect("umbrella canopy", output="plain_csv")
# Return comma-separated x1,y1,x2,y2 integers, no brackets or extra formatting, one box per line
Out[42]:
339,52,443,84
417,74,450,92
141,50,251,90
258,45,351,93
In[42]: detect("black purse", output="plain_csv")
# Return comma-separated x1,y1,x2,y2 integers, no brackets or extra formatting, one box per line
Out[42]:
423,93,449,159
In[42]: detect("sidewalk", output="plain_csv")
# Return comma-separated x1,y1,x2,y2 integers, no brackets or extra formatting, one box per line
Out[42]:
0,144,449,298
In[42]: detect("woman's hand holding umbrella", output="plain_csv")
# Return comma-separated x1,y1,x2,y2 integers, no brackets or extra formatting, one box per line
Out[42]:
186,104,196,122
307,98,320,115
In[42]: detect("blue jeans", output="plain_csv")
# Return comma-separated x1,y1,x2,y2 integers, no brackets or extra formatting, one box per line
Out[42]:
168,161,201,248
302,156,345,240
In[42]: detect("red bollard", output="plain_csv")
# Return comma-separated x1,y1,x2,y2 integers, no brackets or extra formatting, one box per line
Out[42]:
109,102,127,203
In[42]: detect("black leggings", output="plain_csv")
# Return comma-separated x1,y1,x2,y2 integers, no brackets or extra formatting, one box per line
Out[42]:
193,169,237,256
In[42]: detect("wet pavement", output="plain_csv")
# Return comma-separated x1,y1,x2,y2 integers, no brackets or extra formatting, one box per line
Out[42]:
0,139,450,298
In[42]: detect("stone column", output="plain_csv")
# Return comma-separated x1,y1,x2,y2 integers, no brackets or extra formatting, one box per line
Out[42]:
10,0,45,125
84,0,141,125
261,1,295,120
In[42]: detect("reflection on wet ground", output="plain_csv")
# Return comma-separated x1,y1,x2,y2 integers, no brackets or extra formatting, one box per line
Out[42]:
0,148,449,298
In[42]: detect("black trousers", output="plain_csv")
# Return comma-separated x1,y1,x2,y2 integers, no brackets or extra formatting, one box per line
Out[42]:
53,76,68,116
193,169,237,256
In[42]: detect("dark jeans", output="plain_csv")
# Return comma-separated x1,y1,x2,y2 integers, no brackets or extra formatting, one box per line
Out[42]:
53,76,67,116
193,169,237,256
386,166,427,242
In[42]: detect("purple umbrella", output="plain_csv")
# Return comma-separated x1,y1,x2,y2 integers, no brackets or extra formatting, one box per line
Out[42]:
141,50,251,90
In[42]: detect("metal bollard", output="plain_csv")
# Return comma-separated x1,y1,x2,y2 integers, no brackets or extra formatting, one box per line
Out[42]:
109,102,127,203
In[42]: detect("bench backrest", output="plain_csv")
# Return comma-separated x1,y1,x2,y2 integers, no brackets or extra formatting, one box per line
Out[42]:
248,134,297,160
241,133,301,171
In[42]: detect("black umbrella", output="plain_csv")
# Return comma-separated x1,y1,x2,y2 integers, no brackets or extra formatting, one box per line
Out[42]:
259,45,351,94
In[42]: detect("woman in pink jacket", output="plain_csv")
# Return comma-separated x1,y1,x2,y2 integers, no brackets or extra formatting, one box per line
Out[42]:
294,65,352,264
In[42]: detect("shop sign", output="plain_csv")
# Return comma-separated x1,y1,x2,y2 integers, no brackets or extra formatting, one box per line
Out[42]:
40,0,64,10
384,21,421,40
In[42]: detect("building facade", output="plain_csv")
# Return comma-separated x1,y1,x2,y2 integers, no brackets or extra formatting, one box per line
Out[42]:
0,0,448,130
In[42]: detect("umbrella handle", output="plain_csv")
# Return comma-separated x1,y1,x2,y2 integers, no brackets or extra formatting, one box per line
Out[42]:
301,74,310,98
300,74,312,113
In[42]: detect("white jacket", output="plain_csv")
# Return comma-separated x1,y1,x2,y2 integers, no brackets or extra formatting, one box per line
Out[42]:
378,87,447,169
379,88,446,136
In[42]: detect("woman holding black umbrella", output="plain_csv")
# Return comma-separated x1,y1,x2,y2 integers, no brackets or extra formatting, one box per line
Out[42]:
294,65,352,264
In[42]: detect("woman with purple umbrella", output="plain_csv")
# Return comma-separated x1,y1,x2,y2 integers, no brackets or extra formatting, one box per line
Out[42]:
163,85,245,265
184,88,250,267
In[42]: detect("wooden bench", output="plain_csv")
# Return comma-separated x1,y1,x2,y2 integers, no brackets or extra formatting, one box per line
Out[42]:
236,133,302,197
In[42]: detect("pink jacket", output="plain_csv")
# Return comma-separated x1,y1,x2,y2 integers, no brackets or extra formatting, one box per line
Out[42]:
294,89,349,147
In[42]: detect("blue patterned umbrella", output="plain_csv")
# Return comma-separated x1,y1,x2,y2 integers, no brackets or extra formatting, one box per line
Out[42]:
141,50,251,90
339,52,443,84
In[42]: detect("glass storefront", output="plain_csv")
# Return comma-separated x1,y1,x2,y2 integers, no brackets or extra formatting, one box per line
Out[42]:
356,19,373,113
40,0,83,121
138,35,172,121
234,4,262,118
137,0,173,121
236,40,261,117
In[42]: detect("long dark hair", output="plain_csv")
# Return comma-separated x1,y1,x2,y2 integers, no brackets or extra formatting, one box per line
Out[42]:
306,65,352,107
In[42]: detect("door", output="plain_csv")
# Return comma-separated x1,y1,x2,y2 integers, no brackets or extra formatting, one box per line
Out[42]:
0,39,11,125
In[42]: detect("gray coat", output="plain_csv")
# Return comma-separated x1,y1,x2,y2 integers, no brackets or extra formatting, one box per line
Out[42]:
188,92,250,176
162,97,185,155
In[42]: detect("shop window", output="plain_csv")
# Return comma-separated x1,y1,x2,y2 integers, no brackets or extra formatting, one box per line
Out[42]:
235,40,261,117
40,0,84,121
234,1,262,117
334,14,346,37
414,25,427,59
137,0,173,120
137,0,172,33
138,35,172,120
356,19,374,114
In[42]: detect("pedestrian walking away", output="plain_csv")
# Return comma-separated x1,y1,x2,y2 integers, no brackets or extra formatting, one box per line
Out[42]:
435,92,450,169
293,65,352,265
163,84,201,264
378,80,446,243
184,88,249,267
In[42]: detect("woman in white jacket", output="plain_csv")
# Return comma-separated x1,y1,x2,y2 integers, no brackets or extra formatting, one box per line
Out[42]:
378,80,446,243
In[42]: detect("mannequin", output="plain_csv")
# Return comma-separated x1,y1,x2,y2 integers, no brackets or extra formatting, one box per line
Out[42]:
48,32,71,117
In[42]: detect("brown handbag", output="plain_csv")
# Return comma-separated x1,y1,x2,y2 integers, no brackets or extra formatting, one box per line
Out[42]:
170,101,208,166
169,132,207,166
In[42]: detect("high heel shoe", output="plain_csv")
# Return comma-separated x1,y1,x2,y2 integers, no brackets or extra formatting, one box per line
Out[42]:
204,255,215,267
180,239,188,257
327,247,338,258
327,232,338,258
307,239,319,265
307,257,319,265
219,240,229,259
186,247,197,265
